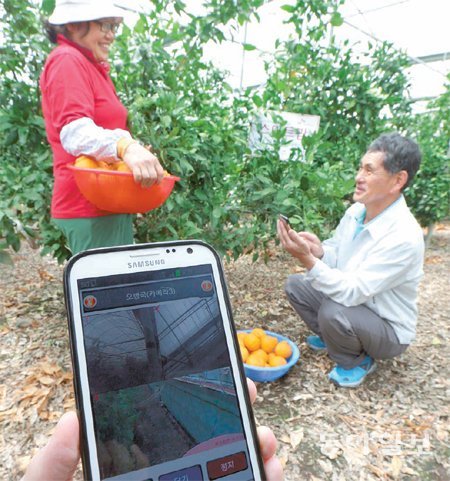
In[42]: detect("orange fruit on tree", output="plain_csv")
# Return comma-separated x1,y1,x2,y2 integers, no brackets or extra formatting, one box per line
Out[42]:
252,328,266,339
74,155,99,169
244,333,261,352
246,353,266,367
261,335,278,354
274,340,292,359
269,355,287,367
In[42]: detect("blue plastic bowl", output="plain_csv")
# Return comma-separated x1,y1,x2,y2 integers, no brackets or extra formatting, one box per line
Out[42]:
238,330,300,382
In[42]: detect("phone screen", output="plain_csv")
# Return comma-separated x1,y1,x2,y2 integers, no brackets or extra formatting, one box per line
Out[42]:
75,262,257,481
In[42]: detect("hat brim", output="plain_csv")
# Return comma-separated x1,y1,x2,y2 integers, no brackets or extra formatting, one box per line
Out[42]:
48,5,125,25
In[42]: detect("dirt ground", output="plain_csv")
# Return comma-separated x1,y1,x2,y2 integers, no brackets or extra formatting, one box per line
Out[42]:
0,224,449,481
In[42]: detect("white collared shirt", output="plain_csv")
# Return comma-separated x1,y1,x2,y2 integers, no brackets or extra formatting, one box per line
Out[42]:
306,196,424,344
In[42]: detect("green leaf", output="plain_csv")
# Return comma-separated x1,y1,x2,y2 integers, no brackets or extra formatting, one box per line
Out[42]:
330,12,344,27
40,0,55,15
0,250,13,265
212,207,222,219
252,94,263,107
281,5,296,13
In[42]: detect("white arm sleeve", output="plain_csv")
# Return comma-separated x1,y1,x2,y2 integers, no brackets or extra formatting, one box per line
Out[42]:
60,117,132,161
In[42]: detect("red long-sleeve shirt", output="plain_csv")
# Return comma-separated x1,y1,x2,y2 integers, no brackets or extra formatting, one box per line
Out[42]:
40,35,128,218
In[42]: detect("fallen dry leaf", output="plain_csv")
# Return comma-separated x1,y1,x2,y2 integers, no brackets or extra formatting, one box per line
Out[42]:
320,441,342,460
390,455,403,478
367,463,386,478
1,224,449,481
39,376,56,386
425,255,442,264
289,429,304,449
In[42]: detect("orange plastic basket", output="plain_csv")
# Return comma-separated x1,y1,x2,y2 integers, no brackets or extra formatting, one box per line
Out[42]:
68,165,180,214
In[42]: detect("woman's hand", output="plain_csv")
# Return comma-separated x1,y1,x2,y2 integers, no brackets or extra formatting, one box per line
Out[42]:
22,381,284,481
122,142,164,188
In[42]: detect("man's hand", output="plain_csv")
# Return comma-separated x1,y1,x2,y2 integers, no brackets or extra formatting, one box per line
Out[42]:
277,219,317,270
123,142,164,188
297,231,324,259
22,381,284,481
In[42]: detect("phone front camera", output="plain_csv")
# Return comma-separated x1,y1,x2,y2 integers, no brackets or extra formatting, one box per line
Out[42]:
187,247,193,254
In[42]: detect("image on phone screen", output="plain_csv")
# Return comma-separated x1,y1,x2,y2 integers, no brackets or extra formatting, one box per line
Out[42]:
76,263,257,481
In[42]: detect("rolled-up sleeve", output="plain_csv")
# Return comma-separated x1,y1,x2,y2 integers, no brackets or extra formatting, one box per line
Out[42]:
60,117,131,160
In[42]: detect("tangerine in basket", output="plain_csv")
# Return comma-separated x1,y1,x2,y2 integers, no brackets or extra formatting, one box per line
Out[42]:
240,345,249,363
244,333,261,352
274,340,292,359
115,161,132,172
240,328,297,371
75,155,99,169
70,156,179,214
99,161,115,169
253,349,269,363
269,355,287,367
261,335,278,354
251,328,266,339
237,332,247,345
246,353,266,367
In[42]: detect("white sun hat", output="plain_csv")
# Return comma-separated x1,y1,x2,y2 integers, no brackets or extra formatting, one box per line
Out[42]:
48,0,125,25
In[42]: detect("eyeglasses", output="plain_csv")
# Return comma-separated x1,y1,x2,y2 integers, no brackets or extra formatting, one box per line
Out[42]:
94,20,122,34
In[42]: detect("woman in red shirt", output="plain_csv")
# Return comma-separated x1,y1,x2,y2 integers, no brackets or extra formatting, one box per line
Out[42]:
40,0,164,254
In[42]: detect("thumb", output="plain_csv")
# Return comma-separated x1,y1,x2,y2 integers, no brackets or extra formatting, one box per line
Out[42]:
22,411,80,481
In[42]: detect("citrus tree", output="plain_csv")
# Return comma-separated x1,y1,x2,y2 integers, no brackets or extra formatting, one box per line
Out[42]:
0,0,447,264
0,0,68,263
116,0,416,259
406,75,450,235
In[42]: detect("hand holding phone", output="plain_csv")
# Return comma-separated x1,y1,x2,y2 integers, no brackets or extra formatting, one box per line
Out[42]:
64,241,266,481
22,392,284,481
279,214,291,228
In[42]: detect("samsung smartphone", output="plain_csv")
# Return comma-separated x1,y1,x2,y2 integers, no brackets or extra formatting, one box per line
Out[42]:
278,214,290,228
63,241,265,481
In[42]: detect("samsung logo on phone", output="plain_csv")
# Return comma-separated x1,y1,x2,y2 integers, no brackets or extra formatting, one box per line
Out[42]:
127,259,165,269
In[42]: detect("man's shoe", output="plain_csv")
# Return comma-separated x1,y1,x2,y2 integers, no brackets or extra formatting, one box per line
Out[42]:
328,356,377,388
306,335,327,351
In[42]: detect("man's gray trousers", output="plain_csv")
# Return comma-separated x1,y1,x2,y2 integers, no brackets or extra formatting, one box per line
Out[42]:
285,274,409,369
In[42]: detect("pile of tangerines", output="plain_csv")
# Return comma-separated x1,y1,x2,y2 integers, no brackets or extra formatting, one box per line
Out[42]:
75,155,133,172
238,329,292,368
75,155,173,177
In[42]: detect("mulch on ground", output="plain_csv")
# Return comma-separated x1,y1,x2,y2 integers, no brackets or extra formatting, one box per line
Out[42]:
1,224,449,480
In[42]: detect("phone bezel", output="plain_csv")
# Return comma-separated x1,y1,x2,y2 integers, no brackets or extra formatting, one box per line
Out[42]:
63,240,266,481
279,214,290,226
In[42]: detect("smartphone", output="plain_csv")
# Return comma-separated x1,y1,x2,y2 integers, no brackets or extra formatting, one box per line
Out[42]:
279,214,291,227
63,241,265,481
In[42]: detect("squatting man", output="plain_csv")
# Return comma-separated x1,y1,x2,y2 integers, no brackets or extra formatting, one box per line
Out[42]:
278,132,424,387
